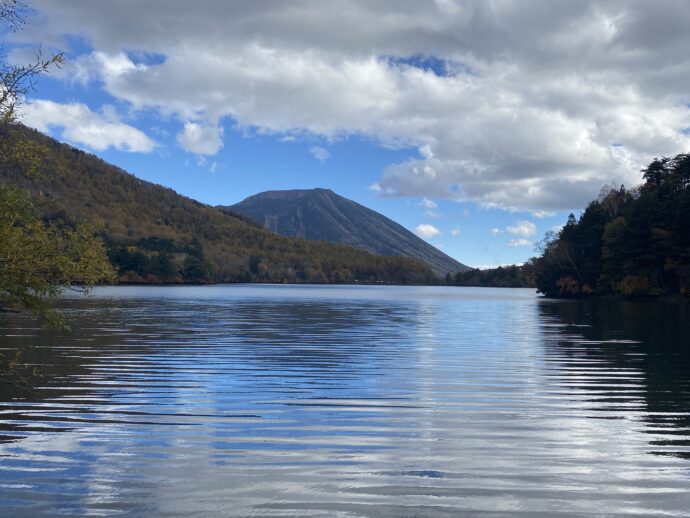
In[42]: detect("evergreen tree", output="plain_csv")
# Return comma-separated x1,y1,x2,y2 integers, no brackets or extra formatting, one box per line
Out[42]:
534,153,690,298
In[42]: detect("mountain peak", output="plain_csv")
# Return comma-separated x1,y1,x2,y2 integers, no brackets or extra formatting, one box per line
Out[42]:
254,187,331,195
242,188,336,202
225,189,470,276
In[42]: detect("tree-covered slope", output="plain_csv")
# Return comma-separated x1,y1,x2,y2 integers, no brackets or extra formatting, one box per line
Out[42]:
225,188,470,276
534,153,690,298
0,125,434,284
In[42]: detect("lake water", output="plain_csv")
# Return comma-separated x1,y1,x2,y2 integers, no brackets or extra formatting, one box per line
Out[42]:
1,285,689,516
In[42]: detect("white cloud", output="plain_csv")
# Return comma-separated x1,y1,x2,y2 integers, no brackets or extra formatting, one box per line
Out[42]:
176,122,223,155
414,224,441,239
507,238,533,248
21,99,155,152
309,146,330,162
26,0,690,211
506,220,537,238
59,51,146,86
490,228,502,237
451,227,461,236
418,198,438,209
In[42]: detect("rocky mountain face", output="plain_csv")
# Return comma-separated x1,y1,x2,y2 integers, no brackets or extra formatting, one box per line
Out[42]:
226,188,470,276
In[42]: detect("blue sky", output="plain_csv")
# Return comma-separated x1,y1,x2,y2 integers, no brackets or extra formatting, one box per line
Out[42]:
7,1,690,268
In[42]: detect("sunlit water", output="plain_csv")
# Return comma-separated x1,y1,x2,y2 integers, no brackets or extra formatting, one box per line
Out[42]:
1,285,689,516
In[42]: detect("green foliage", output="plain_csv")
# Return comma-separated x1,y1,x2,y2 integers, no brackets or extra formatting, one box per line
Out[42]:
534,155,690,298
0,185,115,325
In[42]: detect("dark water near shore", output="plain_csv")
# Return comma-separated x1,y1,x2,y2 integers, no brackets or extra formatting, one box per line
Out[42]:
1,285,689,517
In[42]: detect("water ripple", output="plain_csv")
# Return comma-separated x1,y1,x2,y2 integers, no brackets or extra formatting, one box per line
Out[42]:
0,285,689,516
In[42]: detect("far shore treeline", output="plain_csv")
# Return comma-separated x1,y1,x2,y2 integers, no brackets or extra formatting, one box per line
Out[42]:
446,263,536,289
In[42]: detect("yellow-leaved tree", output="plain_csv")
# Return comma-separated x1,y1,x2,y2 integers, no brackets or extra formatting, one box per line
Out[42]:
1,0,115,327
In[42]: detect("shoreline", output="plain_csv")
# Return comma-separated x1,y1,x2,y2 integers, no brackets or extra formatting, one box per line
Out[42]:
91,283,690,302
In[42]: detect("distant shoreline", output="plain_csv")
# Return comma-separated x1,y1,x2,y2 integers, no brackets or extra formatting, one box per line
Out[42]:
107,283,689,302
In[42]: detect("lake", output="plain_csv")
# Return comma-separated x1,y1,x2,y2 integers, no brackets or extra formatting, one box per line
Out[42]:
1,285,689,516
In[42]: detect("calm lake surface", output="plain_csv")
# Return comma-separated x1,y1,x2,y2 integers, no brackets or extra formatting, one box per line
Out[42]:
1,285,689,516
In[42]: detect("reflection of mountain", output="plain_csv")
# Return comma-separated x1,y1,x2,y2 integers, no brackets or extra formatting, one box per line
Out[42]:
538,299,690,459
211,300,419,369
0,293,422,444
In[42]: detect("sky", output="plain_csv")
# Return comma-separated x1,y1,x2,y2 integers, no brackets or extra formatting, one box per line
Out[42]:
5,0,690,268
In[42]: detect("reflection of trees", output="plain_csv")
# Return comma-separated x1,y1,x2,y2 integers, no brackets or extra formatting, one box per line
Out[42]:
538,299,690,459
0,304,125,443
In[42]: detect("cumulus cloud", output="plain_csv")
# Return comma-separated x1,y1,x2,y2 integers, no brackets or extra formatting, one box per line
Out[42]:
24,0,690,211
176,122,223,155
21,99,155,152
309,146,330,162
506,220,538,238
416,197,441,218
418,198,438,209
490,228,502,237
451,227,461,236
507,238,534,248
414,224,441,239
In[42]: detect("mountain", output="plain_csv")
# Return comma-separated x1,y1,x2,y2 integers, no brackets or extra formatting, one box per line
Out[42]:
225,188,470,276
0,125,434,285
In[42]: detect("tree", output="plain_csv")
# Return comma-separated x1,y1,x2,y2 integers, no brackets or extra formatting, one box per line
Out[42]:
1,0,115,325
0,186,115,325
534,152,690,298
670,153,690,190
641,157,671,190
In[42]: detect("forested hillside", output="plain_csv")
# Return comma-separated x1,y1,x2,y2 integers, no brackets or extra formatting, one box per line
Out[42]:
534,153,690,297
0,125,434,285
